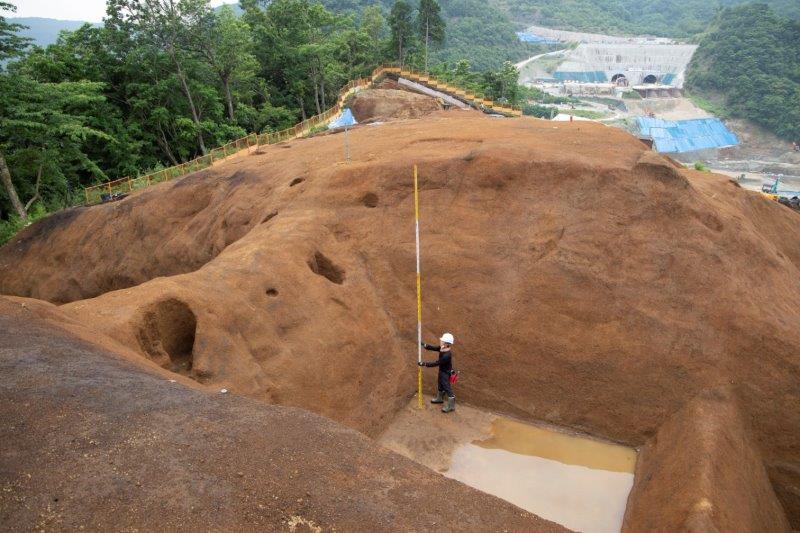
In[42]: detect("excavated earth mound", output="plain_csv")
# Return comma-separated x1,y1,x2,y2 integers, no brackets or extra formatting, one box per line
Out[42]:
349,88,443,122
1,111,799,527
0,299,561,531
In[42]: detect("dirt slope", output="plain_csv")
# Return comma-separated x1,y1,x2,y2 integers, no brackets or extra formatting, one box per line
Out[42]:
1,111,799,525
623,387,790,532
350,88,443,122
0,298,563,532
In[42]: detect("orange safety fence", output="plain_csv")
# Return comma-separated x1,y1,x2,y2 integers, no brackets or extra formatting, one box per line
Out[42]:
84,65,521,204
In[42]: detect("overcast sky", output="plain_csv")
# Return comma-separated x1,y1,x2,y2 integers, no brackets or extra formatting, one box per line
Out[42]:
7,0,231,22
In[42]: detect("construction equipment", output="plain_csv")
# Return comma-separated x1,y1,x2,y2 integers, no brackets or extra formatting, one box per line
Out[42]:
762,174,782,194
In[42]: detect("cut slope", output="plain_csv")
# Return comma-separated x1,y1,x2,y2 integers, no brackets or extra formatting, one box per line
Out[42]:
1,112,799,525
349,88,443,122
0,299,563,531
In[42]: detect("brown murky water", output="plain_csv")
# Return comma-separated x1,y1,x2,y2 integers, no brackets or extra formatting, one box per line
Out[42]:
446,418,636,533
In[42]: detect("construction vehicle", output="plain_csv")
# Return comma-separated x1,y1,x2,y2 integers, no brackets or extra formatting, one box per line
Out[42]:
762,174,782,194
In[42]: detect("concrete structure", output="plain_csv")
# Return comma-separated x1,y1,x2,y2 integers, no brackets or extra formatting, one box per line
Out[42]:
555,43,697,88
631,85,682,98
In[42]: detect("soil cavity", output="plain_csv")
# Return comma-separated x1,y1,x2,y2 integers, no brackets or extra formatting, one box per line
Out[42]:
136,299,198,377
449,418,636,533
308,251,345,284
362,192,379,208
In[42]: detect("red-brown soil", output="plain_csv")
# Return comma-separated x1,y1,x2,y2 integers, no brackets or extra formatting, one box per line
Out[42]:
1,111,799,527
623,387,790,531
349,88,443,122
0,298,563,531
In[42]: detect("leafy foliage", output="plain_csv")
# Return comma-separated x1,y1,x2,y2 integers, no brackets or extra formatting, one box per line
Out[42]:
429,59,521,103
0,1,31,65
0,0,392,243
388,0,415,65
686,4,800,140
322,0,545,70
492,0,799,38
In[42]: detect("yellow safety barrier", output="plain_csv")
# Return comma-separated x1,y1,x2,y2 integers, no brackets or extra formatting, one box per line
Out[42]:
84,65,522,204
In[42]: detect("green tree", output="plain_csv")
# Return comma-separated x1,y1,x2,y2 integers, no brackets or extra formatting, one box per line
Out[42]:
686,4,800,140
0,1,30,66
388,0,414,67
106,0,213,155
417,0,444,72
193,6,258,121
0,75,112,220
360,5,386,43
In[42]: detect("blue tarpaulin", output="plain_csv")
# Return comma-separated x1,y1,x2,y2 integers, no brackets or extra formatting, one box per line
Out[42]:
328,108,357,129
660,73,676,85
516,31,559,45
553,71,608,83
636,117,739,153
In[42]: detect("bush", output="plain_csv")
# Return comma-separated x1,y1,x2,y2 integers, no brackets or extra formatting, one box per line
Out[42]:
523,104,557,119
0,203,48,247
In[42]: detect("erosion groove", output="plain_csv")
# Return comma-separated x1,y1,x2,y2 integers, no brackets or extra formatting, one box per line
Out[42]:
308,251,345,285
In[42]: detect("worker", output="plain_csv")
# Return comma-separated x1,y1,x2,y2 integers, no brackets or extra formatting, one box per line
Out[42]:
418,332,456,413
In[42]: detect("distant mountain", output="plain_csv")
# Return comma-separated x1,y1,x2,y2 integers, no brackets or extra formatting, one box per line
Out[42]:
10,3,242,49
215,3,244,16
9,17,100,48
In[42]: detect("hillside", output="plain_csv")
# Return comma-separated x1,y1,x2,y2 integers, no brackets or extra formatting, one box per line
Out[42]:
495,0,800,38
8,17,99,47
1,110,799,527
318,0,541,70
686,4,800,141
0,297,561,531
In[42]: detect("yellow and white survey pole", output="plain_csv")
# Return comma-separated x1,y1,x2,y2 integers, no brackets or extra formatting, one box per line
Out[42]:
414,165,423,409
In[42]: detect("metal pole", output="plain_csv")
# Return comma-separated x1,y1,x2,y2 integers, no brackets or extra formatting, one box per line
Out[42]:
414,165,423,409
344,125,351,162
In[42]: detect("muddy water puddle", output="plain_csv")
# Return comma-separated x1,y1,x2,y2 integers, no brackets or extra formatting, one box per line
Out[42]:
378,401,637,533
446,418,636,533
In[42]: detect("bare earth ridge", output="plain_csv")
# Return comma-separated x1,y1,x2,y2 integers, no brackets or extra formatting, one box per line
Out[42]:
1,109,798,528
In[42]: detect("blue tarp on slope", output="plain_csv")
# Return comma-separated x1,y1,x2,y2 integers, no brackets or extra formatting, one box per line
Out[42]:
328,108,357,129
516,31,559,45
660,73,676,85
553,71,608,82
636,117,739,153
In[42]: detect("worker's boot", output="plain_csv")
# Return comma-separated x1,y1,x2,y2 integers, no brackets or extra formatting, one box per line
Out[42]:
442,396,455,413
430,391,444,404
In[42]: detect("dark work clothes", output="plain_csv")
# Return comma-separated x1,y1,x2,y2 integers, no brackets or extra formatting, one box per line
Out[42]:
422,343,454,398
422,344,453,373
437,370,454,398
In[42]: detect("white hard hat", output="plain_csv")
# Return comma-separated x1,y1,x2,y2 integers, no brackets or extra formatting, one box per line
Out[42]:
440,332,455,345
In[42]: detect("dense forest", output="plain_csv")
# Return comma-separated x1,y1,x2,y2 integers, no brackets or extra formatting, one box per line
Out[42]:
686,4,800,141
493,0,799,38
319,0,542,70
0,0,531,243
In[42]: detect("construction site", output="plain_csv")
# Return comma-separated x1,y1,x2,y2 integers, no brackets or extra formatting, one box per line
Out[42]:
1,66,800,532
515,27,800,201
